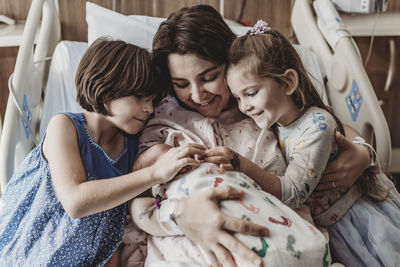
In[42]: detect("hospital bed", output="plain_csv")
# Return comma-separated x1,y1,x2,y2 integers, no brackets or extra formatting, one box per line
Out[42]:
0,0,391,195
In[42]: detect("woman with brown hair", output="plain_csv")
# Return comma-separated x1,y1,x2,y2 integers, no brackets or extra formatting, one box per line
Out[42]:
128,5,372,266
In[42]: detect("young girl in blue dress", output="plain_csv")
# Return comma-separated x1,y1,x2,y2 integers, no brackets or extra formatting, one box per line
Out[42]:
0,38,206,266
208,20,400,266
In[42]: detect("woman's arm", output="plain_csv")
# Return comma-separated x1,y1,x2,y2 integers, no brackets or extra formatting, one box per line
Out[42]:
314,127,370,195
130,197,171,236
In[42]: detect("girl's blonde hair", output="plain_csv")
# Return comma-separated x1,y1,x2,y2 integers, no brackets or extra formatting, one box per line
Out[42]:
229,29,388,202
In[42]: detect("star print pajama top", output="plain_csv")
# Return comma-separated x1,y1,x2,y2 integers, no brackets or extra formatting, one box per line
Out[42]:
277,107,400,267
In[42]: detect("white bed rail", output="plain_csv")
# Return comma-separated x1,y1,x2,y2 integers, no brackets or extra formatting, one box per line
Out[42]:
291,0,391,171
0,0,60,194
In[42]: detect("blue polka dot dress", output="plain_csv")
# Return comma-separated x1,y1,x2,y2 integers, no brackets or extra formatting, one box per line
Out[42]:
0,113,138,266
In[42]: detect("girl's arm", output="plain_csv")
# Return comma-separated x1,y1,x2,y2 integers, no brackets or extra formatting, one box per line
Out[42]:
205,116,336,209
203,147,283,199
43,114,205,218
130,144,181,236
133,143,173,171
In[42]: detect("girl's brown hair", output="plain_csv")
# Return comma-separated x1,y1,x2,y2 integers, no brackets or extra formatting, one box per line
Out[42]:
76,38,164,116
151,4,236,96
229,30,387,202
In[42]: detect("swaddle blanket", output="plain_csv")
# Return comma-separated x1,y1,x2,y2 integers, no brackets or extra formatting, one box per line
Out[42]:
149,163,331,267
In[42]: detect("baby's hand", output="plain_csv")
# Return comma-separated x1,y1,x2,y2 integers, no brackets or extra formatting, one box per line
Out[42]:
204,146,242,171
151,144,206,183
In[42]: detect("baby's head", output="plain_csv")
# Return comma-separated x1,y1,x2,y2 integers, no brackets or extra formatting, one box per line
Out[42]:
227,23,327,128
75,38,164,116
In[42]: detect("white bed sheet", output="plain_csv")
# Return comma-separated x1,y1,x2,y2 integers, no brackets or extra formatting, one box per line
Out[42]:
39,40,328,138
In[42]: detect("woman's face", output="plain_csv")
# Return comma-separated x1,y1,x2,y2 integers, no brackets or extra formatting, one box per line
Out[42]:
167,53,231,118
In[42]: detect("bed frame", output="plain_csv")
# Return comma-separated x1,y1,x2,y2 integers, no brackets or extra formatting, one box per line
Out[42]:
291,0,391,170
0,0,60,193
0,0,391,195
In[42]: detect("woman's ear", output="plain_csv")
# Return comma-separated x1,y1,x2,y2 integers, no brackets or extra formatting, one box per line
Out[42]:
282,69,298,96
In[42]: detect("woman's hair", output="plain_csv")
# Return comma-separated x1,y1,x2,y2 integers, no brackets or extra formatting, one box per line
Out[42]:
229,29,388,202
76,38,164,116
151,4,236,96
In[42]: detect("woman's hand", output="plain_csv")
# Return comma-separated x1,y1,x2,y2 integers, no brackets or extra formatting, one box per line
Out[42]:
151,143,206,183
314,131,370,196
203,146,242,171
174,186,267,267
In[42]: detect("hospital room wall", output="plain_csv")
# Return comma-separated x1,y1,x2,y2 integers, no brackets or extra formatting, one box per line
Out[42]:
357,36,400,148
0,0,399,146
0,0,293,127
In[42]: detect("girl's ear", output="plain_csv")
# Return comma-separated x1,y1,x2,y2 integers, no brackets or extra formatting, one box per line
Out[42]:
282,69,298,96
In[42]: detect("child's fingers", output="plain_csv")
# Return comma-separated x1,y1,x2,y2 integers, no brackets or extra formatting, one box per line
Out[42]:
177,158,202,168
220,163,233,171
203,155,231,164
183,143,207,149
173,145,206,159
205,146,232,157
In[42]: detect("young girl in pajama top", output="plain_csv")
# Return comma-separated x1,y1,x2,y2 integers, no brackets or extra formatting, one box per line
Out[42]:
0,38,206,266
224,20,400,267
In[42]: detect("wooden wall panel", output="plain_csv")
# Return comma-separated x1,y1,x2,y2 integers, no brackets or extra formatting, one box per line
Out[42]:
0,0,30,20
58,0,115,42
122,0,219,17
388,0,400,11
354,35,400,147
57,0,293,41
0,47,18,124
224,0,293,38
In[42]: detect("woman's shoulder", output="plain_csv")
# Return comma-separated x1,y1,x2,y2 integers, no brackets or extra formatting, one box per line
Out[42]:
153,97,180,115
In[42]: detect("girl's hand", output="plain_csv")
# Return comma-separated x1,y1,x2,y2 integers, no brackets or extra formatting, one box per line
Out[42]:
203,146,242,171
174,186,266,267
314,131,370,196
151,143,206,183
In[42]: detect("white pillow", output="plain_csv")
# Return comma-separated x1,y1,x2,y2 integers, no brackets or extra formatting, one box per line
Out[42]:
86,2,164,50
86,2,250,50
